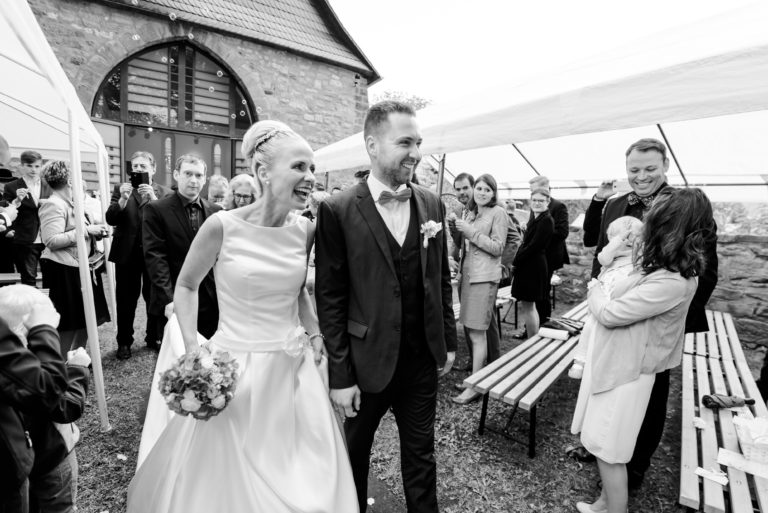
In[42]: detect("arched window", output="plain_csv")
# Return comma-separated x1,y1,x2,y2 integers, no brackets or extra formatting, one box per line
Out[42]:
92,42,256,184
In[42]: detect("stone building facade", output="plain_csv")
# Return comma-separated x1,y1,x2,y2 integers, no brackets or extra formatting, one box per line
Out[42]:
29,0,377,185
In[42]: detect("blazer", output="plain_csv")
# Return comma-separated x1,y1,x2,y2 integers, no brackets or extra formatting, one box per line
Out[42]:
315,182,458,393
106,182,172,265
459,204,508,283
38,193,95,268
545,197,570,272
142,193,221,336
588,269,697,393
2,177,52,244
582,185,719,333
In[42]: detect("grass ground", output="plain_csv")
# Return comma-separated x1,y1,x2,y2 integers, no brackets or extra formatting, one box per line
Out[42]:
74,298,766,513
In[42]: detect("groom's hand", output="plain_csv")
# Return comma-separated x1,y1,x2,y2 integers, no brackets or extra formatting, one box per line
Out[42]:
330,385,361,418
439,351,456,377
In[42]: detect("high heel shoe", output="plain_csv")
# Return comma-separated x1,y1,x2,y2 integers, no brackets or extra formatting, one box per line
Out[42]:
451,391,481,405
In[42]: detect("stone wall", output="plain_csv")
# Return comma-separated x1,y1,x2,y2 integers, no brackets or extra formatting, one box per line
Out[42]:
29,0,369,149
552,200,768,345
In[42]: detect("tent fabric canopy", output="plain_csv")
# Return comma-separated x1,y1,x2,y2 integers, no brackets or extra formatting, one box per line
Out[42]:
314,2,768,202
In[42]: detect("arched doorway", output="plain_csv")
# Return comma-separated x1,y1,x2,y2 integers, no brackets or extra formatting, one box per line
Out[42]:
92,41,256,186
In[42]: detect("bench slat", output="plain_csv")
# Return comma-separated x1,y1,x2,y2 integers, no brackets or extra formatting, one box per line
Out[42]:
705,310,720,359
713,310,734,362
464,336,543,390
709,357,754,513
489,339,561,401
723,312,768,417
684,332,695,355
518,340,579,410
501,337,577,406
679,354,700,510
696,332,708,357
695,354,727,513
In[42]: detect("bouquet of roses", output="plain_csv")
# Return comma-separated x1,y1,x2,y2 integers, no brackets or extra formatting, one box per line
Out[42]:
157,347,240,421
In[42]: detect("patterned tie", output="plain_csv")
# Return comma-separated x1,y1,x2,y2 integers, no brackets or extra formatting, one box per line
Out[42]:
378,188,412,205
626,192,656,209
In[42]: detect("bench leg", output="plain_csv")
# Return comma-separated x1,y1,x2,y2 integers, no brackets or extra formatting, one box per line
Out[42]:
528,405,537,458
515,302,518,329
478,393,490,436
496,305,502,337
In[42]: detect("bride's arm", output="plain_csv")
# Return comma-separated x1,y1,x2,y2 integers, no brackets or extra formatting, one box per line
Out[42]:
175,216,223,353
298,221,322,356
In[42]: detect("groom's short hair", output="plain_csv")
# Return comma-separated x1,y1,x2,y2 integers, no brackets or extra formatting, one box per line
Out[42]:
364,101,416,140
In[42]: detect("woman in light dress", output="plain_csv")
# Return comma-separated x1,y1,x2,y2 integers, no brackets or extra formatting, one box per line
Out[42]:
572,188,712,513
127,120,358,513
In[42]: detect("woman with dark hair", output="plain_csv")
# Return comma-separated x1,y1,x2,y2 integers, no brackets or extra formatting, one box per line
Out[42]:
38,160,110,355
573,188,711,513
452,173,508,404
512,187,554,340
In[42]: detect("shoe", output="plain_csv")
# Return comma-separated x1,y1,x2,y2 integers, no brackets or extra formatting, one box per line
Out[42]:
116,346,132,360
451,391,481,405
454,382,468,391
565,444,596,462
511,329,528,340
146,340,161,352
568,363,584,379
575,501,606,513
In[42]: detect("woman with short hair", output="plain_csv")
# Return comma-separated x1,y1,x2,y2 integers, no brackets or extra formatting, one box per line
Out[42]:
224,173,256,210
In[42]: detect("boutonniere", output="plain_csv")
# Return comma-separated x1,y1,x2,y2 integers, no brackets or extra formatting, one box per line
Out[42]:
420,220,442,249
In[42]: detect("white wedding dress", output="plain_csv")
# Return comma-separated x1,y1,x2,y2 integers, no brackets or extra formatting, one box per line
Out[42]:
127,211,358,512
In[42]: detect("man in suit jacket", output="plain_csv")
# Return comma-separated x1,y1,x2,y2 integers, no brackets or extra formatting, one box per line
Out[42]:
2,151,51,286
142,154,221,343
106,151,172,359
582,137,718,488
529,175,569,323
316,101,457,513
447,173,501,367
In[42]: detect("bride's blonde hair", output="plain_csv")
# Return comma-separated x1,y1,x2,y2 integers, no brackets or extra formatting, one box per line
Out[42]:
241,120,303,197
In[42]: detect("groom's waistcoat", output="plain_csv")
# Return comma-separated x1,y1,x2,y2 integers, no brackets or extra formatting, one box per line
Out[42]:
382,198,428,354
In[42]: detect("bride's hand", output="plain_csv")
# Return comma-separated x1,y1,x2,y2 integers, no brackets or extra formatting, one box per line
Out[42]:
309,335,326,365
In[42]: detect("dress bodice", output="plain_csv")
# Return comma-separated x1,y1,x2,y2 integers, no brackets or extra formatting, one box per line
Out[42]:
213,210,308,343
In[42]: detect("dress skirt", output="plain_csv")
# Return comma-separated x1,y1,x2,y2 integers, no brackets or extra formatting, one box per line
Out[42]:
458,269,498,330
40,258,110,331
570,322,655,464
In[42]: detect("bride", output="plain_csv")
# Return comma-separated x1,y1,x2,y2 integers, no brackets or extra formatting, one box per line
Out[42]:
127,121,358,512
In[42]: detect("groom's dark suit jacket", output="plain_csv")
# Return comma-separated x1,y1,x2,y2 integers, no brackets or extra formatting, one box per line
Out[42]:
142,192,221,338
315,182,458,393
582,185,718,334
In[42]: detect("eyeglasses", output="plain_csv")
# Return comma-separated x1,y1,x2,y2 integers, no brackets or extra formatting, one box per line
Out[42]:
234,194,254,201
530,199,548,204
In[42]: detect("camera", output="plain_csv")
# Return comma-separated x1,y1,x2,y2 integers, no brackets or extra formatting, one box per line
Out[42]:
129,172,150,189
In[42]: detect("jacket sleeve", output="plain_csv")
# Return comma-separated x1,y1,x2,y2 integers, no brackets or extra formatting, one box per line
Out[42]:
551,201,569,243
0,322,69,417
2,181,15,203
314,200,356,389
687,220,719,327
104,184,126,227
47,365,89,423
467,207,507,257
437,200,458,353
513,215,554,265
588,273,692,328
39,201,78,250
583,197,606,248
142,202,174,306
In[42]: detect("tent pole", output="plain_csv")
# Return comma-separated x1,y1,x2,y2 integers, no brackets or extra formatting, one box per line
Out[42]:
436,154,446,197
656,124,688,186
68,110,111,432
511,143,540,176
96,146,117,318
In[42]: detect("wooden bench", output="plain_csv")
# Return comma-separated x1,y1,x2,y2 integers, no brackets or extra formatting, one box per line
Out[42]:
463,300,588,457
0,272,43,286
680,310,768,513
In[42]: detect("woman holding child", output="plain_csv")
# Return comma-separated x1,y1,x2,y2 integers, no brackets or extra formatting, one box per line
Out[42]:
572,188,713,513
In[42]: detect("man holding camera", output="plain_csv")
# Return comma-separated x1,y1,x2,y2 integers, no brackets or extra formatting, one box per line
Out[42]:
106,151,171,360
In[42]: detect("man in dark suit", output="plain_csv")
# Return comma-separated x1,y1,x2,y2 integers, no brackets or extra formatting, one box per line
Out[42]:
529,175,569,324
447,173,501,368
142,154,221,343
583,137,718,488
106,151,172,359
2,151,51,286
315,101,457,513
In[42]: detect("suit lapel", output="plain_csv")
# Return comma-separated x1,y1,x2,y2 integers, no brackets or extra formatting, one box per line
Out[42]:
170,194,195,241
355,184,398,280
411,185,430,279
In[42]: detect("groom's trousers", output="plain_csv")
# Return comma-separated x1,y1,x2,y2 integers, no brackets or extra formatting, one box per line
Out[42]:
345,345,439,513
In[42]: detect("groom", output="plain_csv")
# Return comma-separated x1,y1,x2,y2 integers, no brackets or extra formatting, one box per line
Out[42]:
315,100,457,512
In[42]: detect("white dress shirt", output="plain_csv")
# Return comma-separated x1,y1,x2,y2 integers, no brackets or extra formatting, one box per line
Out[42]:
26,178,42,243
367,173,411,246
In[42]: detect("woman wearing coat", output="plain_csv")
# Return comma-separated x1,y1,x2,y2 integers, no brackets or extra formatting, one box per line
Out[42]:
512,188,554,339
452,174,508,404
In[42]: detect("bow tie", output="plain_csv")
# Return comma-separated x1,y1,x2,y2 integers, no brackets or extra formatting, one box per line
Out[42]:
379,188,412,205
626,192,655,208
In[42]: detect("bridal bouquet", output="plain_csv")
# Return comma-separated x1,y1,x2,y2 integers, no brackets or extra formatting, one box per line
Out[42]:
157,348,240,421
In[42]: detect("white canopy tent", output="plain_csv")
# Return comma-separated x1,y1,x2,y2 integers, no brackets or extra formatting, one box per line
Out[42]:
314,2,768,203
0,0,114,430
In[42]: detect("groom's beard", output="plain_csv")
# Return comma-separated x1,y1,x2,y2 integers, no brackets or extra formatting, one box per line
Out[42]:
382,160,417,187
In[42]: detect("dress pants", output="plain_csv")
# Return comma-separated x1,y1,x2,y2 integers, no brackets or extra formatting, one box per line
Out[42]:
12,242,44,286
115,259,160,347
626,369,671,481
464,306,500,365
345,345,439,513
0,236,14,273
